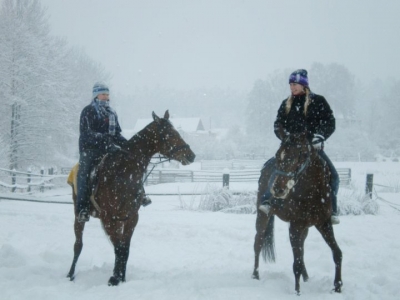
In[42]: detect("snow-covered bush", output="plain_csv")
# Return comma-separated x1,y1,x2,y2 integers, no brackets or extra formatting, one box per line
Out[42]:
197,185,257,214
179,184,257,214
337,188,379,215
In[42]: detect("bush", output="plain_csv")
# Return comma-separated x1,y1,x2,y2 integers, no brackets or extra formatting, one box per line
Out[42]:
337,188,379,215
178,184,257,214
198,185,257,214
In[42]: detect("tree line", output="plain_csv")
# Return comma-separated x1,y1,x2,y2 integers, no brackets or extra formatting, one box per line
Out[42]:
0,0,109,171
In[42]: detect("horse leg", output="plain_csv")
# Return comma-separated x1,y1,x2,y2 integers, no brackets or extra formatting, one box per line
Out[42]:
67,218,85,280
289,223,307,295
300,228,309,282
252,212,274,280
107,215,138,286
315,221,343,293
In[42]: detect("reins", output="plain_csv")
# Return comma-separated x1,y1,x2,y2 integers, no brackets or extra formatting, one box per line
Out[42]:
274,155,311,183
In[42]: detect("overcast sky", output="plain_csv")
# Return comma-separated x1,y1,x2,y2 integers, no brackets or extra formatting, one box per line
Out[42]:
41,0,400,94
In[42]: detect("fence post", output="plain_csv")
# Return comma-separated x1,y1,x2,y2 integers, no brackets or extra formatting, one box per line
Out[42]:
223,168,230,189
11,168,16,193
365,173,373,198
191,171,194,182
40,167,44,193
48,167,53,190
27,167,31,192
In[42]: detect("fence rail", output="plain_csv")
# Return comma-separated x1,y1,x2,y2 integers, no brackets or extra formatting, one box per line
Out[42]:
0,162,351,192
145,167,351,186
0,167,67,193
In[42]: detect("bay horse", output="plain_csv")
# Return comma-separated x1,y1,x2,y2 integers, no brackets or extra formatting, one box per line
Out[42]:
66,110,195,285
252,132,342,295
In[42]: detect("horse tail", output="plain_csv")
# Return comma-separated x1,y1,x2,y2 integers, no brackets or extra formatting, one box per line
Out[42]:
261,215,276,263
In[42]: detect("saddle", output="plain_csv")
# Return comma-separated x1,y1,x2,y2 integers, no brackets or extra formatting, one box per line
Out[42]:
67,158,104,197
67,156,149,213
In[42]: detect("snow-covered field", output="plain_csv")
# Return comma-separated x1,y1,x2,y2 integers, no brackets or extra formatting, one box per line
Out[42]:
1,162,400,300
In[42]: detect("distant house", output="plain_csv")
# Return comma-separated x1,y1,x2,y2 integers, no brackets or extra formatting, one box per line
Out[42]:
122,117,205,139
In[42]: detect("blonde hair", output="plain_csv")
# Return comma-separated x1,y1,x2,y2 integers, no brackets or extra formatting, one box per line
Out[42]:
285,88,311,115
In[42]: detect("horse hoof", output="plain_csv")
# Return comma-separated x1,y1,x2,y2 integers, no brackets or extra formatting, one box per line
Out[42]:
252,272,259,280
333,281,342,293
333,286,342,293
66,273,75,281
108,276,120,286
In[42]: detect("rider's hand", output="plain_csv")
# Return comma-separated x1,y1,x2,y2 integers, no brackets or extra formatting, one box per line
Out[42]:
108,143,121,153
312,134,324,150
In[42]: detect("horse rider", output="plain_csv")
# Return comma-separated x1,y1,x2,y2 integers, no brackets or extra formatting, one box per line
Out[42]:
76,82,151,223
258,69,340,225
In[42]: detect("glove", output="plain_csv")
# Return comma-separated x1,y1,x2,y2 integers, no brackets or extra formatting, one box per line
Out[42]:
108,143,121,153
312,134,324,150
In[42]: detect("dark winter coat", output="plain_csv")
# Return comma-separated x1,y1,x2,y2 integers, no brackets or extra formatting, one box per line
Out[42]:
79,102,128,153
274,93,335,141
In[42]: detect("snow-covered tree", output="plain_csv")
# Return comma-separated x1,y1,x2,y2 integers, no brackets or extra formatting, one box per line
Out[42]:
0,0,109,170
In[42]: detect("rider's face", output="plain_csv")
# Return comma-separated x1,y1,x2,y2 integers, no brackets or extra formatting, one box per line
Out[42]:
97,93,109,101
289,83,306,96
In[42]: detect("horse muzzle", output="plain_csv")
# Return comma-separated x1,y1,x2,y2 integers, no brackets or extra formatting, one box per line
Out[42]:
271,178,295,199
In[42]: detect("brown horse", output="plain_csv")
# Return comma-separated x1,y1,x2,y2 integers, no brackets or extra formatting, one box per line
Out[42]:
252,132,342,295
66,110,195,285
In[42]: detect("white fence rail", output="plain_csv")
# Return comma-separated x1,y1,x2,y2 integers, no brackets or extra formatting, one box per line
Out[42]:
145,166,352,186
0,167,68,193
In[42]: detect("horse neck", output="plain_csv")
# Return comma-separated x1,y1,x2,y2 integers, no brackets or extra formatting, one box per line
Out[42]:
126,127,160,166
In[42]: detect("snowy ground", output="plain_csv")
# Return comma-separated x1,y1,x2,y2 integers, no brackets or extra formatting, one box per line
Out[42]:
1,162,400,300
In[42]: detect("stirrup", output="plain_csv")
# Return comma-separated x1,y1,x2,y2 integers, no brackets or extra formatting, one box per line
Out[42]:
142,195,152,207
258,204,271,215
77,210,90,223
331,215,340,225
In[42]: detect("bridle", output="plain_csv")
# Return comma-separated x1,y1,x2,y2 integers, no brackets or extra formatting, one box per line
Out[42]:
273,138,312,188
156,121,191,158
141,120,191,183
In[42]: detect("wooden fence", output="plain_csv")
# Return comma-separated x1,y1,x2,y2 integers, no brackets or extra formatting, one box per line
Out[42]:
145,167,351,186
0,167,67,193
0,161,352,192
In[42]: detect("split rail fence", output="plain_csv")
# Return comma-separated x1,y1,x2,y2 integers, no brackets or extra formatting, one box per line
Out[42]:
145,160,352,187
0,159,352,192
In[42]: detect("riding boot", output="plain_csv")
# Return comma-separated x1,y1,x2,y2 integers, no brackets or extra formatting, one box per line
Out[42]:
142,195,152,207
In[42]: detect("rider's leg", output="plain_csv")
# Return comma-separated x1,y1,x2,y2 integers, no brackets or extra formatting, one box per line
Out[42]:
319,150,340,224
259,157,276,214
76,151,100,222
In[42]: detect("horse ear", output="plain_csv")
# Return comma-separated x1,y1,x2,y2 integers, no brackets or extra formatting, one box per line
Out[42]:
164,110,170,120
152,111,160,122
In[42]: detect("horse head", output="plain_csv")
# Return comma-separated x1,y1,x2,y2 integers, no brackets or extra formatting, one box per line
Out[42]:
149,110,196,165
271,132,313,199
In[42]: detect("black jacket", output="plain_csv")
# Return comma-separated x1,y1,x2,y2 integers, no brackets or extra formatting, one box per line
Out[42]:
78,102,128,153
274,93,335,141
